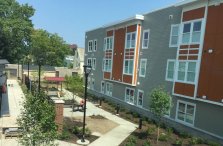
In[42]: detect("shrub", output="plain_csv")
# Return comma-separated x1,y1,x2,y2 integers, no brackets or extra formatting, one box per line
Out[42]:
72,126,80,134
179,131,191,139
58,130,71,140
158,133,168,141
143,141,151,146
127,136,137,144
207,141,221,146
166,127,173,136
189,137,199,145
174,139,183,146
146,127,156,136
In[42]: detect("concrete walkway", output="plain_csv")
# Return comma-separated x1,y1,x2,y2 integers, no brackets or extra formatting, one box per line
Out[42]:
0,81,137,146
62,89,137,146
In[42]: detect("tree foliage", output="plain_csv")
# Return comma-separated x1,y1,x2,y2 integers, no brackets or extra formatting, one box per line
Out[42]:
30,29,70,66
65,75,84,94
17,91,58,146
149,86,172,143
0,0,34,63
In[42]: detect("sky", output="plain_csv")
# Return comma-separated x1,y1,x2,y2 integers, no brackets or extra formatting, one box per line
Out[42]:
17,0,180,48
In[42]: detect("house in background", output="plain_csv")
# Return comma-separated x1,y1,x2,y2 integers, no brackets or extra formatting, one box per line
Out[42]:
73,48,85,74
85,0,223,143
0,59,9,86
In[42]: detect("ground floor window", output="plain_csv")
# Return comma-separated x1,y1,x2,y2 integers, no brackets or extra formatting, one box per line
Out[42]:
125,88,135,104
101,81,105,93
137,90,143,107
176,101,195,125
105,83,112,96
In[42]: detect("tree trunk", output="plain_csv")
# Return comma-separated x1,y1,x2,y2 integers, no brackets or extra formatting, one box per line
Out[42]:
157,126,160,144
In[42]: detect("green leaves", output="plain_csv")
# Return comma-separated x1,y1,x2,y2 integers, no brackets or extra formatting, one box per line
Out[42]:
17,91,58,146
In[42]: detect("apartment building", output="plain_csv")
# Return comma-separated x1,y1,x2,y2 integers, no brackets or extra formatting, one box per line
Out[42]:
85,0,223,142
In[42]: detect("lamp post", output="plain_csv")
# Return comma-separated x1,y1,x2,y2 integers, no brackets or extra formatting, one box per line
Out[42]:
38,58,44,93
81,65,92,143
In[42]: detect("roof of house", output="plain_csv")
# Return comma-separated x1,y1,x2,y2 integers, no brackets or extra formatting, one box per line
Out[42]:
77,48,85,62
0,59,9,65
23,65,55,71
44,77,65,82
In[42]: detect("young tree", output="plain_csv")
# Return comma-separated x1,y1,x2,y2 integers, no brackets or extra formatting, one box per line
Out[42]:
150,87,172,143
17,91,58,146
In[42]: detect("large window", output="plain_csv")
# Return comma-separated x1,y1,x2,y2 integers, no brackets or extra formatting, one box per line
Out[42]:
87,58,92,67
88,40,93,52
166,59,175,81
91,78,95,90
182,20,202,44
103,59,112,72
139,59,147,77
177,61,197,83
93,39,97,51
124,59,133,75
105,83,112,96
125,88,134,104
137,90,143,107
142,30,150,49
126,32,136,49
104,37,113,50
92,58,96,70
169,24,179,47
177,101,196,125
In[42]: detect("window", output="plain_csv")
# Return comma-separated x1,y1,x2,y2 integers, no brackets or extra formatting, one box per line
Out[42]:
125,88,134,104
104,37,113,50
105,83,112,96
166,60,175,81
103,59,112,72
92,58,96,70
124,59,133,75
177,61,197,83
137,90,143,107
93,39,97,51
125,32,136,49
142,30,150,49
101,81,105,93
169,24,179,47
91,78,95,90
139,59,147,77
182,20,202,44
87,58,92,67
177,101,195,125
88,40,93,52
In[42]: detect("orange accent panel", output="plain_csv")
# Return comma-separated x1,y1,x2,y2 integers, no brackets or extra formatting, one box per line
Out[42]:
112,28,125,81
190,44,200,48
183,7,205,22
107,30,113,36
127,25,137,32
123,75,132,84
174,82,195,97
104,72,110,79
180,45,189,49
179,50,188,54
197,4,223,102
133,24,141,85
188,56,198,60
189,50,199,54
178,56,187,60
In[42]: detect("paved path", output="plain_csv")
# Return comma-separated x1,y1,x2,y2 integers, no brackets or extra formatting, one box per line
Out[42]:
0,81,137,146
62,89,137,146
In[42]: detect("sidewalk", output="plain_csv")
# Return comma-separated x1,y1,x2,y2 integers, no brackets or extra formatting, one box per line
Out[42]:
62,89,137,146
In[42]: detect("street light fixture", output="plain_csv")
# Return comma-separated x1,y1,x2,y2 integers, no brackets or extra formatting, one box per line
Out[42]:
81,65,92,143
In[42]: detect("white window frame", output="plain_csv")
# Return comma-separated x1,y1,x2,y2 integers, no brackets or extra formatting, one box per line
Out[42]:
125,32,136,49
104,36,113,50
165,59,176,81
139,59,147,77
142,29,150,49
93,39,97,52
103,58,112,72
137,90,144,107
105,82,112,96
123,59,134,75
88,40,93,52
101,81,105,94
125,87,135,105
176,61,197,84
92,58,96,70
169,24,180,47
176,100,196,125
181,19,203,45
87,58,92,67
